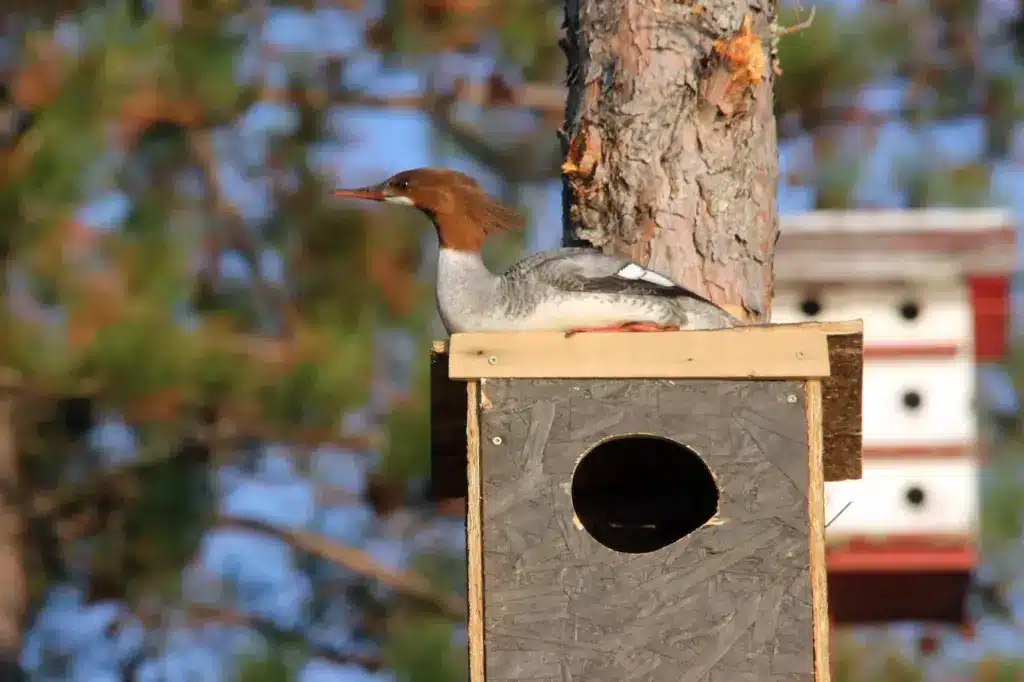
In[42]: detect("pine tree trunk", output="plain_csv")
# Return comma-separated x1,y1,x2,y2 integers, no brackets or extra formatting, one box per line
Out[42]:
560,0,780,321
0,372,25,681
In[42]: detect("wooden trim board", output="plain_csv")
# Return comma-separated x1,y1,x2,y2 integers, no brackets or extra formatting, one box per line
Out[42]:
448,326,832,379
465,380,485,682
434,321,863,357
431,320,863,491
806,380,831,682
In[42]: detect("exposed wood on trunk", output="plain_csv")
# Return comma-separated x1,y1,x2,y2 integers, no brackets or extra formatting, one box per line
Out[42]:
561,0,780,321
0,370,26,680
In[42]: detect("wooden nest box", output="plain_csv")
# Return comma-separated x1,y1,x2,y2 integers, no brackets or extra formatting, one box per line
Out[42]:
431,321,864,682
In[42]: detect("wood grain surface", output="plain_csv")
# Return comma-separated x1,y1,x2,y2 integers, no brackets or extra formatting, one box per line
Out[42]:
474,378,816,681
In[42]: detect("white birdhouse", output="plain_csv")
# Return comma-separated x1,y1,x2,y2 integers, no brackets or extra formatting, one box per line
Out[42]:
772,208,1015,624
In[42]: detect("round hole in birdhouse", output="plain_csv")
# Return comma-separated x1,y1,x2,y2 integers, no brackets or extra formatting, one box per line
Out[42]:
899,299,921,321
902,390,923,411
570,435,718,554
800,297,822,317
905,485,926,508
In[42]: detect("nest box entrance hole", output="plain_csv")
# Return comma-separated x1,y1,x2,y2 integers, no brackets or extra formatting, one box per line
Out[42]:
570,435,719,554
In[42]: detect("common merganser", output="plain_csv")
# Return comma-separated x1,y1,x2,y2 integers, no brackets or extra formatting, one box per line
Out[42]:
334,168,739,336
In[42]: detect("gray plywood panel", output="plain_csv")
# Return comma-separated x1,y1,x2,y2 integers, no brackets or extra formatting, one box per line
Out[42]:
478,379,812,682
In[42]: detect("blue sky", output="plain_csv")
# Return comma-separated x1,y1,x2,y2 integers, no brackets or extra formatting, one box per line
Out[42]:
27,2,1024,680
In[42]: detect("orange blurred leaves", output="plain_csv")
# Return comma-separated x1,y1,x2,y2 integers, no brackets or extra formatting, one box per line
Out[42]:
119,87,203,147
420,0,482,21
366,241,423,318
31,218,93,281
13,35,66,109
329,0,366,10
126,388,186,423
366,0,490,54
68,270,128,352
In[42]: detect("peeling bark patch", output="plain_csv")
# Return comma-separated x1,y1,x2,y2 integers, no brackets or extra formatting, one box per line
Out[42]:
562,125,602,182
704,14,768,116
714,14,767,87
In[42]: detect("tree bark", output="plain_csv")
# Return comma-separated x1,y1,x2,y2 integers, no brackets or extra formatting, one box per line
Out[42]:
560,0,780,321
0,371,26,681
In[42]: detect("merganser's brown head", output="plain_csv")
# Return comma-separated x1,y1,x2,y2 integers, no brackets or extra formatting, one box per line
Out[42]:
334,167,523,252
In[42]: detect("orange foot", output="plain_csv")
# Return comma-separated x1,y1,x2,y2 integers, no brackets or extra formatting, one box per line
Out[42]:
564,322,681,338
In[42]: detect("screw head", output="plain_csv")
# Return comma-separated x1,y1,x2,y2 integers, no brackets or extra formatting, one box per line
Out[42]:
787,394,798,403
487,356,498,365
492,436,502,445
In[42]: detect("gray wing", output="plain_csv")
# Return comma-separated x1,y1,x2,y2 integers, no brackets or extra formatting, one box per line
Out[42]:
505,248,717,304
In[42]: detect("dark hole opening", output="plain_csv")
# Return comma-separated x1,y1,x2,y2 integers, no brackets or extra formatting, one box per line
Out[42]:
800,297,822,317
905,485,926,508
570,435,718,554
899,300,921,321
902,390,923,411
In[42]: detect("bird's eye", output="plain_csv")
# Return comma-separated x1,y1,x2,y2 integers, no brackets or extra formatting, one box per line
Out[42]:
392,179,410,191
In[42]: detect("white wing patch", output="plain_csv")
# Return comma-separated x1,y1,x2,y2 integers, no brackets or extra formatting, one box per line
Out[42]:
615,263,676,288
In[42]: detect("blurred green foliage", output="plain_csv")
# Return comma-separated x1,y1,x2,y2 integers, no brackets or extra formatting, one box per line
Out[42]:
775,0,1023,209
831,632,1024,682
0,0,561,678
2,0,1023,679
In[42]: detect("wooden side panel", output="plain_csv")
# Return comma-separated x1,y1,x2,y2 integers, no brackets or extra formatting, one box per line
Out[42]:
477,379,815,682
822,330,862,482
429,347,467,500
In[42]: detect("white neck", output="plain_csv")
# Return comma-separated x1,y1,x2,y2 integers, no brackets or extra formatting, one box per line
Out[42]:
437,247,492,277
435,248,500,332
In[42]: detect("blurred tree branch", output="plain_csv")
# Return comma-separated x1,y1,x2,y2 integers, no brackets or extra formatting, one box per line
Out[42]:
251,80,566,114
217,515,466,621
247,81,565,183
25,427,376,521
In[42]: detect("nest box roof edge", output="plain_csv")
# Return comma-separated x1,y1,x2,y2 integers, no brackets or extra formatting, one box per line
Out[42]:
438,321,862,381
